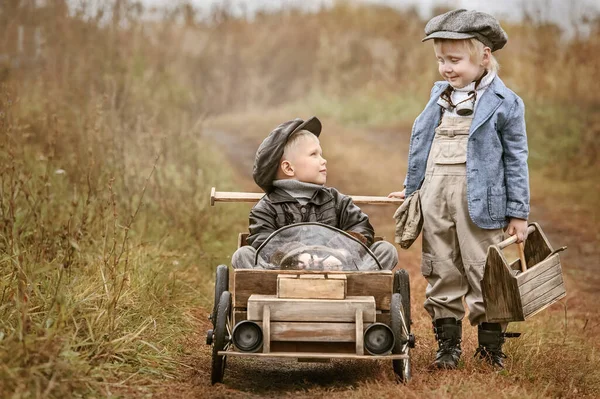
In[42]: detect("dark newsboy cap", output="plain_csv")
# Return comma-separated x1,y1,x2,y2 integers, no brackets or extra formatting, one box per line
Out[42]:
253,116,322,193
422,9,508,52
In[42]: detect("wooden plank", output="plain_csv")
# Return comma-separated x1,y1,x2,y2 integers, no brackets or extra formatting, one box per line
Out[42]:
523,286,566,318
376,311,390,325
277,274,346,300
263,306,270,353
523,223,553,268
237,233,248,249
271,341,356,354
211,188,403,206
355,308,364,355
327,274,348,280
481,246,524,322
247,295,376,323
517,255,561,287
347,273,392,310
233,309,247,326
270,322,366,342
524,291,566,319
219,351,409,360
521,274,565,306
234,270,392,310
519,266,564,299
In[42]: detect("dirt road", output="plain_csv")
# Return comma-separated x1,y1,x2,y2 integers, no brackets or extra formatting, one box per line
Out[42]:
167,115,600,398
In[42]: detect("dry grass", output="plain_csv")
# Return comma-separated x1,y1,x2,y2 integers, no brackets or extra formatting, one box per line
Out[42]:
0,2,247,397
1,0,599,398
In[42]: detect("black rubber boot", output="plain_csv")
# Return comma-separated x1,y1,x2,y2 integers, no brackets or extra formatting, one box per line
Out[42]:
475,323,521,369
432,317,462,369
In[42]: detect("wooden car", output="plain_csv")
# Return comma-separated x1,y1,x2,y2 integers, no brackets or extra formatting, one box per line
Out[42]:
206,189,414,385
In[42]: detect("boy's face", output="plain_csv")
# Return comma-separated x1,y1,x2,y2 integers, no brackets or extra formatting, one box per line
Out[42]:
282,135,327,185
434,40,486,89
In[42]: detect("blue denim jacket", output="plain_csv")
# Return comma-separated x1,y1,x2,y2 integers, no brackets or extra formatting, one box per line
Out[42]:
405,76,530,229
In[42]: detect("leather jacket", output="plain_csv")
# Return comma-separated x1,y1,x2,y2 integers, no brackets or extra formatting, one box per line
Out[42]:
246,187,375,249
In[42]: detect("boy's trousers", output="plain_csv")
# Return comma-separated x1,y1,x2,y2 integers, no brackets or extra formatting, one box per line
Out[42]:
420,116,503,326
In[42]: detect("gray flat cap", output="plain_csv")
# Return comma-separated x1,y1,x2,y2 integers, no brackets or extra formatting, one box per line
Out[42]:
253,116,322,193
423,9,508,52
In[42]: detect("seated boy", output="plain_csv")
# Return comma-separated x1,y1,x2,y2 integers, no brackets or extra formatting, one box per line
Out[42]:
232,116,398,270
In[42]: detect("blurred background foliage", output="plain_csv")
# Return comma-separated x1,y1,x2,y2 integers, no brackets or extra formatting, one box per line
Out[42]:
0,0,598,397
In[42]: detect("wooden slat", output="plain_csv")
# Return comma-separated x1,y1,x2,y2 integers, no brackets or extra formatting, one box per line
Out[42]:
271,322,362,342
237,233,248,248
347,273,392,310
481,247,524,322
277,274,346,299
247,295,376,323
271,341,355,354
523,286,566,318
523,223,553,268
520,273,564,305
376,311,390,325
517,255,561,287
233,309,247,326
523,291,566,319
263,306,271,353
234,270,392,310
519,264,564,299
219,351,409,360
355,308,364,355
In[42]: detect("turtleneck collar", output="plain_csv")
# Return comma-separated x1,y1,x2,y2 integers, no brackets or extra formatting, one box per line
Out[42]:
272,179,324,205
454,70,496,92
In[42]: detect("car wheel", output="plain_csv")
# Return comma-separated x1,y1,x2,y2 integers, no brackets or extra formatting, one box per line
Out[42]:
394,269,411,331
211,290,231,385
391,293,411,383
210,265,229,326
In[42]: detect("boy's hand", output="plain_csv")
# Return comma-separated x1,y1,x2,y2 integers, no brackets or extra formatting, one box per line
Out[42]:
346,231,368,245
388,189,406,199
506,218,528,243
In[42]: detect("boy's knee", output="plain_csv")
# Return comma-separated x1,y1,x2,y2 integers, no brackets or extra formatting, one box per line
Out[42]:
371,241,399,270
232,246,256,269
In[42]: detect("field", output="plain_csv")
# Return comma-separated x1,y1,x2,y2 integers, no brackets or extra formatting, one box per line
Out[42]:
1,1,599,398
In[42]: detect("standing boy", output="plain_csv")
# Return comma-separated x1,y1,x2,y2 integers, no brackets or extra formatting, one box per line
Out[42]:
389,9,528,369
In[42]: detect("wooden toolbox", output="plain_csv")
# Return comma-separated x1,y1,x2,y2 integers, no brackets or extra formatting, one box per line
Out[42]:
481,222,567,323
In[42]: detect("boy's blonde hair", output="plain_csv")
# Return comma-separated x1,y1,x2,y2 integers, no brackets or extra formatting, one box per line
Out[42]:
434,38,500,74
282,130,318,160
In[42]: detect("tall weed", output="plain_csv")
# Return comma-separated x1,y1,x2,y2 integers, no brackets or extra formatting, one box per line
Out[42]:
0,1,245,396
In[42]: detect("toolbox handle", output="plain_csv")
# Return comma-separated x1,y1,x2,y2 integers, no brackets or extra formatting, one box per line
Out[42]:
517,242,527,273
496,225,536,250
497,225,537,272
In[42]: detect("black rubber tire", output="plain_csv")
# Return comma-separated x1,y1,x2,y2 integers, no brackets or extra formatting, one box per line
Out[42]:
211,265,229,326
394,269,411,332
211,290,231,385
391,293,411,383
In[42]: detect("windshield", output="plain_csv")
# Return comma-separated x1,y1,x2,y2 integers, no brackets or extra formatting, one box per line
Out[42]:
255,223,381,271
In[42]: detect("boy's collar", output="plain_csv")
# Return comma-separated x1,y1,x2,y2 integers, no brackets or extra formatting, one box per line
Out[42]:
436,75,508,100
268,186,334,206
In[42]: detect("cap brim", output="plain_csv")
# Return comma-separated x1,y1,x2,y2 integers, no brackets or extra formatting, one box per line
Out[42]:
422,31,475,42
292,116,322,137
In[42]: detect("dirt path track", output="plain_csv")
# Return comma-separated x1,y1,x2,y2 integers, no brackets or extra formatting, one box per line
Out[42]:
167,116,600,398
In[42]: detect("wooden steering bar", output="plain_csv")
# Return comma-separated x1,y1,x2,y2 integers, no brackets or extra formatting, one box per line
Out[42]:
210,187,404,206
